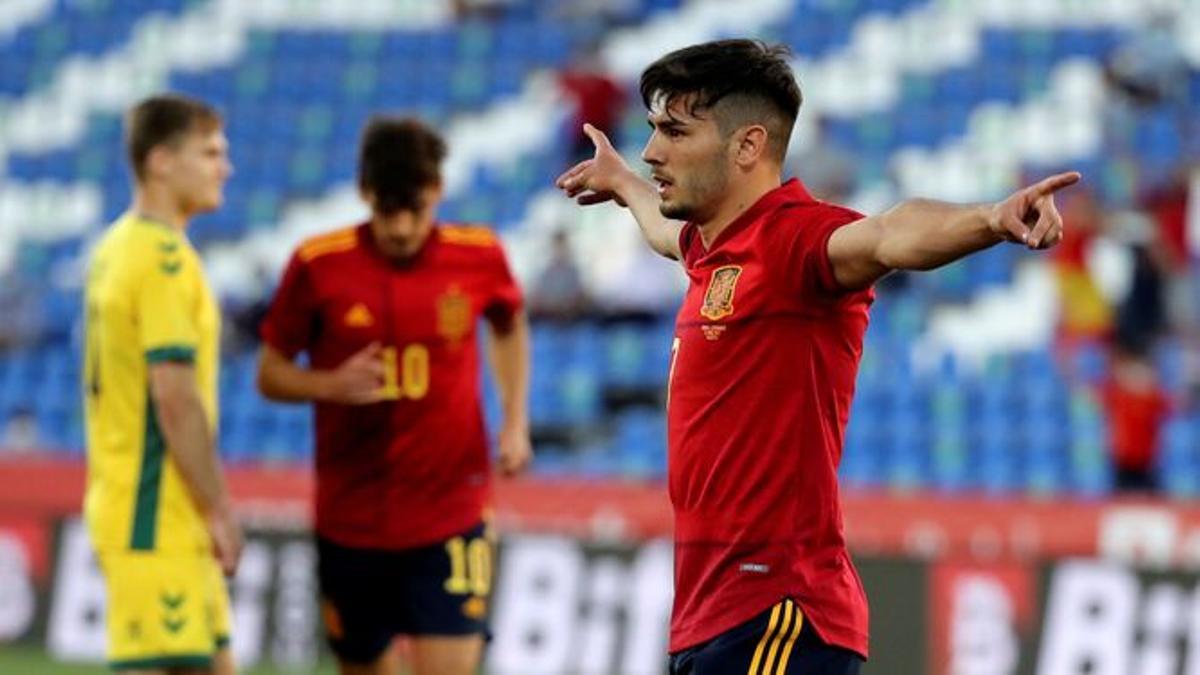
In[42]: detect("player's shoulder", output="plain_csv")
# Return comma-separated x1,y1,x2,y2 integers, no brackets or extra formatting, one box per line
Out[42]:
437,222,502,249
295,225,361,264
814,199,867,225
779,199,865,227
768,200,865,249
107,213,185,249
96,215,193,275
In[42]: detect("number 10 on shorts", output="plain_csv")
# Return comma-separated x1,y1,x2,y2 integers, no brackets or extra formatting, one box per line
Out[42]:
444,536,492,596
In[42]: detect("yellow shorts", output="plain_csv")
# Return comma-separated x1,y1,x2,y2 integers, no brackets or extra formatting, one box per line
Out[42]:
97,549,232,670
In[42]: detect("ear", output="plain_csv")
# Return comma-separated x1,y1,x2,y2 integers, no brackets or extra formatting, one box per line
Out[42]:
360,187,376,209
733,124,769,168
144,144,175,181
425,181,445,206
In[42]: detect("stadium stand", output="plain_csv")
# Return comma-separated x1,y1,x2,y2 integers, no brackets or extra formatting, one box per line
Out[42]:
0,0,1197,499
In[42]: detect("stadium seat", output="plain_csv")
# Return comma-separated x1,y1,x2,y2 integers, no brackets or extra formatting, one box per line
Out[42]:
0,0,1195,494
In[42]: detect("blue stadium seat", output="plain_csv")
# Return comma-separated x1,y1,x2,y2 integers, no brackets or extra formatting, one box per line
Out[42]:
531,325,603,427
613,408,667,479
0,0,189,97
530,443,575,477
930,430,969,492
4,2,1198,489
886,418,928,492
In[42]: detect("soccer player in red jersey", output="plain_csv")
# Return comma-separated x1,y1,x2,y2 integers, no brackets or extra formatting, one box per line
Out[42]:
256,117,531,675
556,39,1078,674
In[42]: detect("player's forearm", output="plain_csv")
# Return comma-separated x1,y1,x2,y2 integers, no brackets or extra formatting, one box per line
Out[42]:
487,312,530,429
614,173,683,260
153,389,232,517
257,346,331,402
874,199,1002,271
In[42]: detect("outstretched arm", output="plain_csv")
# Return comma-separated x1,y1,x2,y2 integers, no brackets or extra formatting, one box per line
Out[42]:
827,172,1081,290
555,124,683,260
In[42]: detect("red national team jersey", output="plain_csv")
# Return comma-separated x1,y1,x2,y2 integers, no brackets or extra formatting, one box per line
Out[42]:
667,179,873,657
260,223,522,550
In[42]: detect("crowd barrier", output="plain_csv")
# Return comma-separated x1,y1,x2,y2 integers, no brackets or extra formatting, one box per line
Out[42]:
2,458,1198,674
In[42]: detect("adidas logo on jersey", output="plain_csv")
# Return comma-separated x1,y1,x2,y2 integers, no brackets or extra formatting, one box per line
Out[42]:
343,303,374,327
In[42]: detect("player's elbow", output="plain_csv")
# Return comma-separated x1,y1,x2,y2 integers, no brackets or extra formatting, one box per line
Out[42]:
255,358,284,401
830,216,895,287
255,347,297,401
872,242,903,272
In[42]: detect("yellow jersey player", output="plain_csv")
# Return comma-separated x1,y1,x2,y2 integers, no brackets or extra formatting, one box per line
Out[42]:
83,94,243,675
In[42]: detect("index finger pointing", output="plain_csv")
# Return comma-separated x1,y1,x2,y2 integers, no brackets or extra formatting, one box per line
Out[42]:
1030,171,1081,198
583,123,615,152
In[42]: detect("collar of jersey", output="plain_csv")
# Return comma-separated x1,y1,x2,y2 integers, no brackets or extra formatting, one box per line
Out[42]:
693,178,815,253
128,212,183,234
359,221,437,268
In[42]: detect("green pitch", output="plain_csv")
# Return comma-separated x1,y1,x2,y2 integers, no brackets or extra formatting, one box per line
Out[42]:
0,646,341,674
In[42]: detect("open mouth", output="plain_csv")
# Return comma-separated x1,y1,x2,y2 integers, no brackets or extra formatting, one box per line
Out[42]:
652,174,673,196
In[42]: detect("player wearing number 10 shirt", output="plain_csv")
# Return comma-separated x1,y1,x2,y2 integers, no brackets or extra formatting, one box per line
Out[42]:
256,117,531,675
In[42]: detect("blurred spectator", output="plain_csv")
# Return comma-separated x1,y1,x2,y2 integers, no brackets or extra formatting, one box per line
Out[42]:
549,0,642,25
593,241,684,320
1140,164,1198,336
1104,12,1188,108
223,295,271,354
558,46,626,163
1,407,38,451
1102,11,1192,159
452,0,514,21
529,230,592,321
786,113,857,204
0,272,45,351
1051,189,1112,347
1102,346,1172,493
222,263,276,354
1142,166,1192,268
1113,213,1170,353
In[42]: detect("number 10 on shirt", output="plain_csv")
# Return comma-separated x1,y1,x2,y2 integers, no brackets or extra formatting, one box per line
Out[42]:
379,344,430,400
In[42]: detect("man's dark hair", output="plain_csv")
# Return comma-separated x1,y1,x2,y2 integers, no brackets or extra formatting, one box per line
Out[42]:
125,94,222,182
639,39,802,163
358,116,447,214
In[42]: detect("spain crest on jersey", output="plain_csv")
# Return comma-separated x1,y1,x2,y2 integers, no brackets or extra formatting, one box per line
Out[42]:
700,265,743,321
437,285,472,344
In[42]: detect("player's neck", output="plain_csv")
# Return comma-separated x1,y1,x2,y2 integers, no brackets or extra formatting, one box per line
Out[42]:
131,187,189,232
695,171,782,249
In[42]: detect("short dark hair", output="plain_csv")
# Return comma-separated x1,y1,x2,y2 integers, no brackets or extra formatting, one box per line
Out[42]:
639,39,802,163
125,94,222,182
358,116,447,214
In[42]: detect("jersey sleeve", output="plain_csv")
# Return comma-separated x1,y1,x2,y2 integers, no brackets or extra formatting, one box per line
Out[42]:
260,252,318,358
779,204,866,298
138,254,200,364
482,244,524,332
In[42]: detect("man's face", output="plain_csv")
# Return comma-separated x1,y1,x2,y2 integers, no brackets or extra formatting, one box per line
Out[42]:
641,95,731,222
158,126,233,215
366,184,443,260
